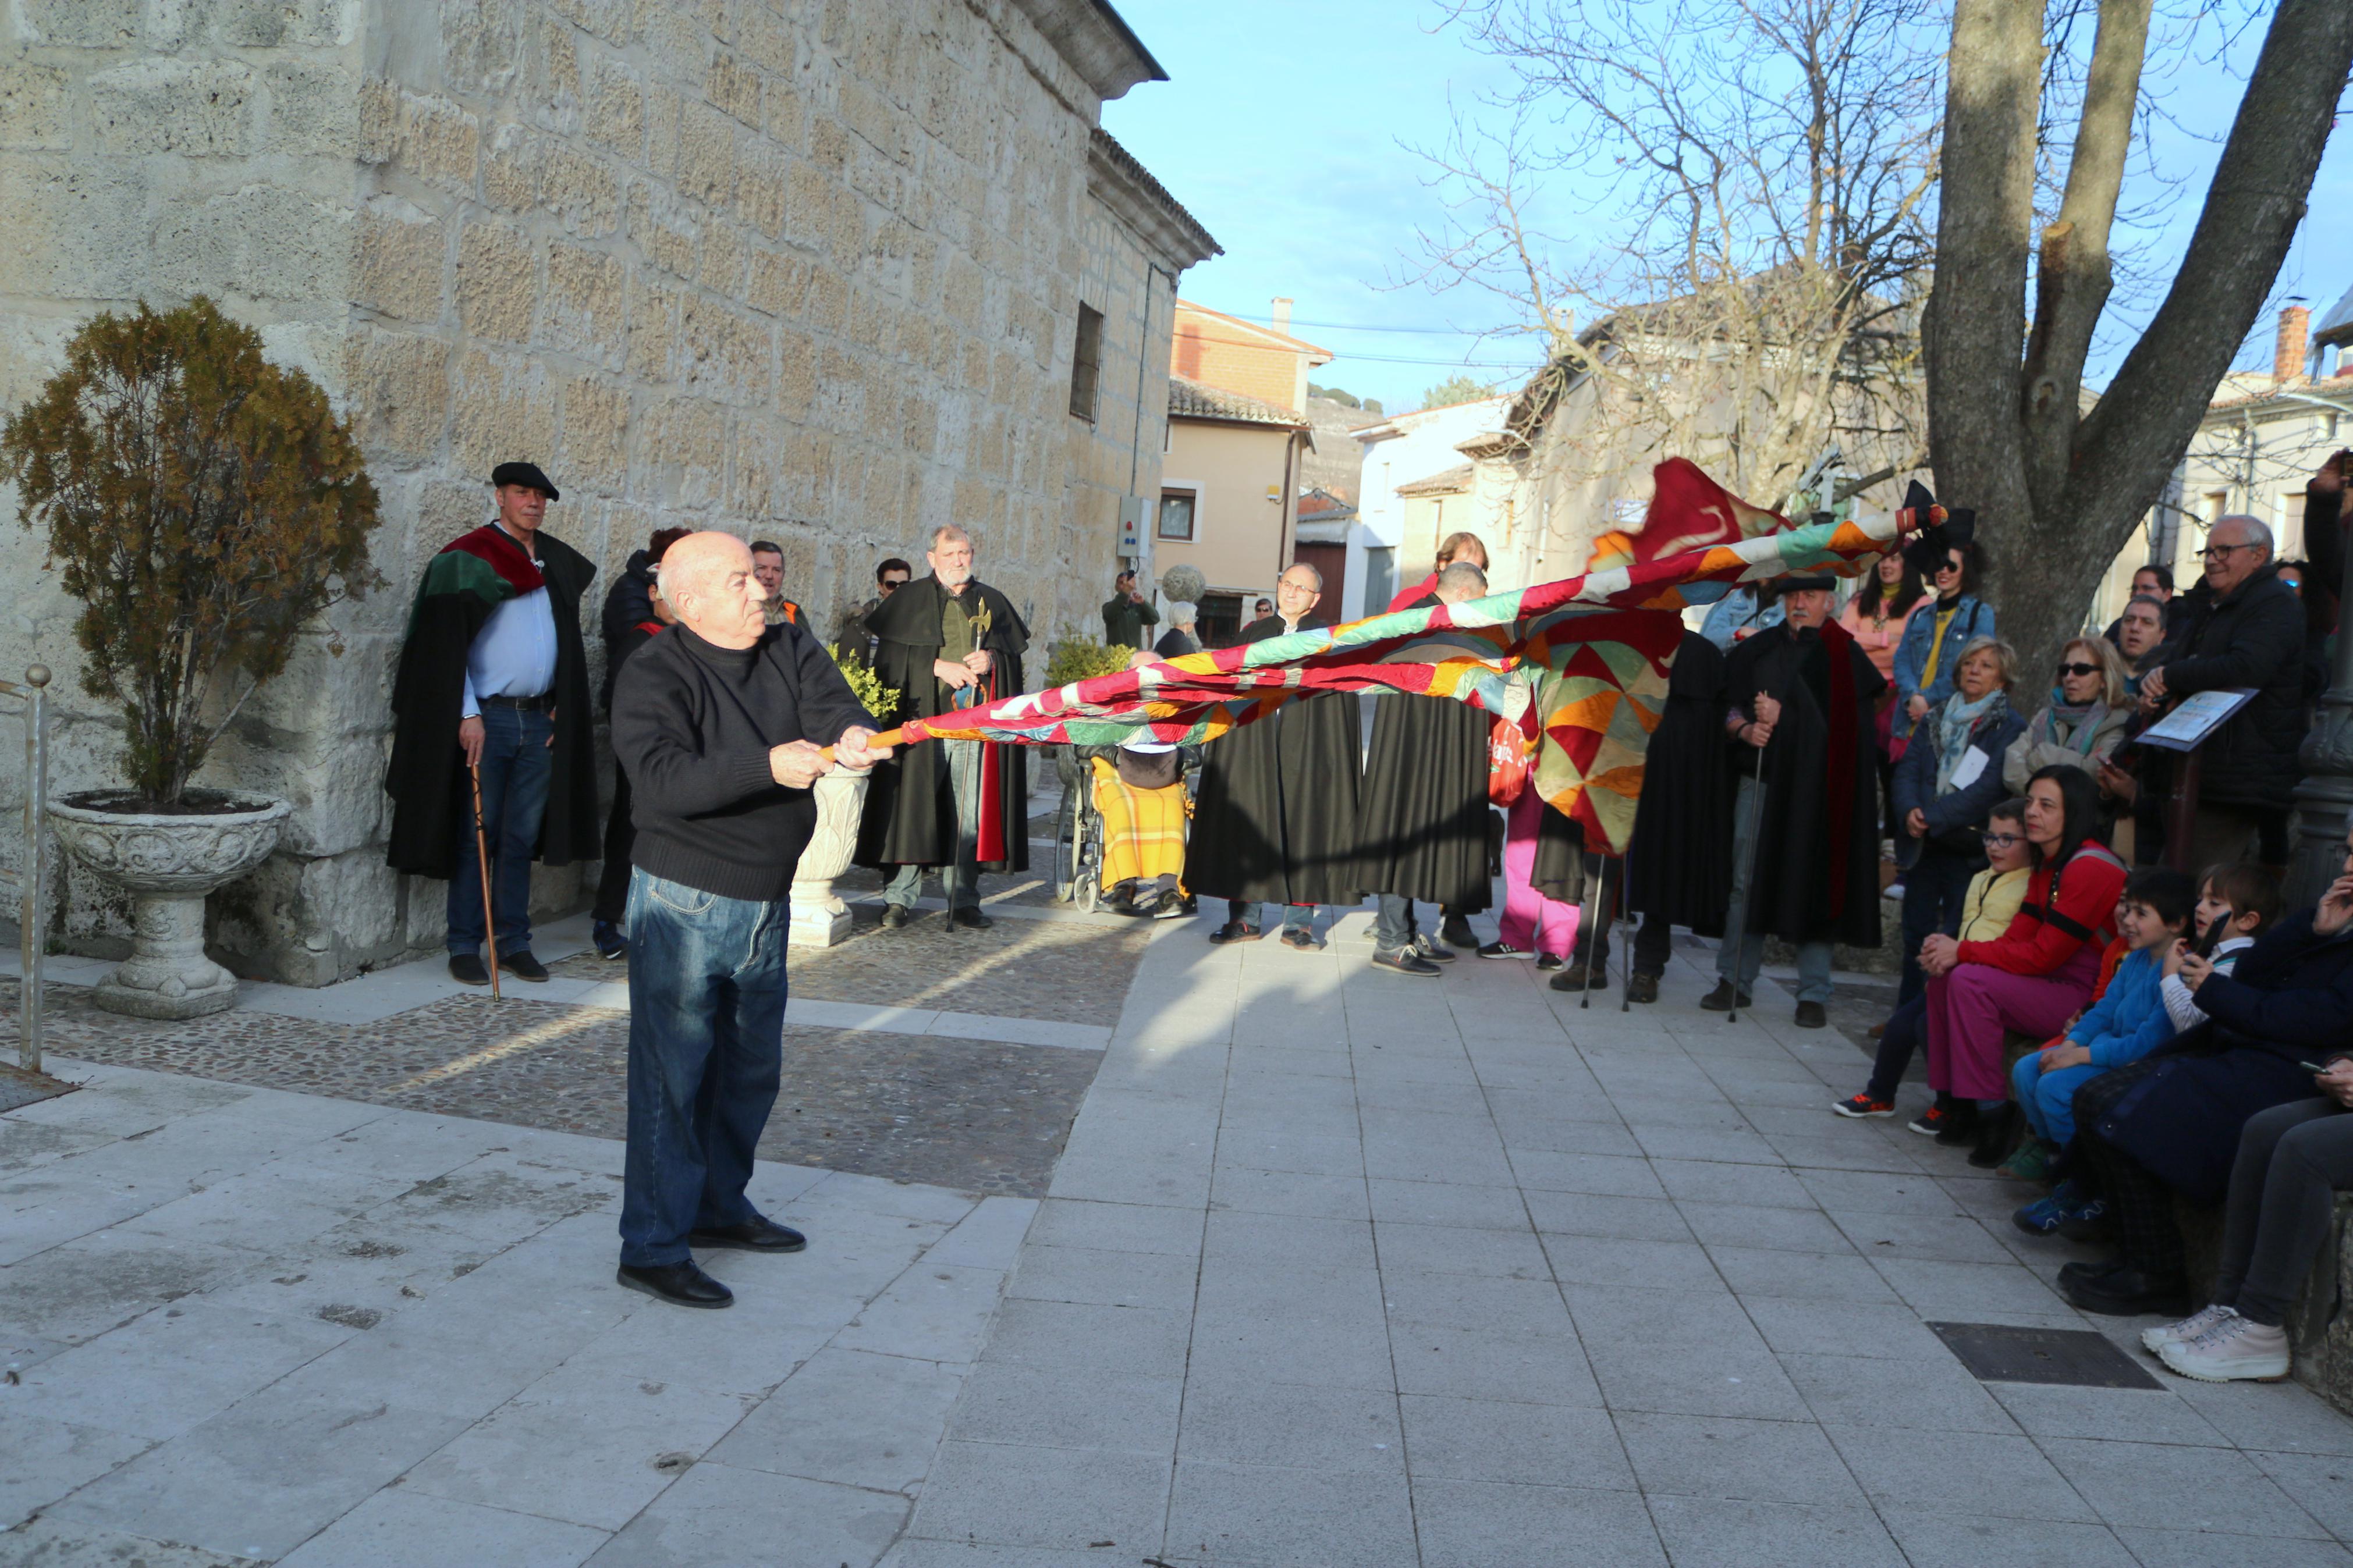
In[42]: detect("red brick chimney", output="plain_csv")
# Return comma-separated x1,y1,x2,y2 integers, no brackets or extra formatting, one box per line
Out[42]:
2274,304,2310,382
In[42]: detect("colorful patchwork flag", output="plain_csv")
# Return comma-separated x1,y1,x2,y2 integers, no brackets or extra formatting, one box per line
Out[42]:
886,507,1903,852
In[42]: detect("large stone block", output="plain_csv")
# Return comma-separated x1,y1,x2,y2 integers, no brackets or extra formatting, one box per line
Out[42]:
548,0,634,45
456,217,535,341
90,59,255,157
204,726,389,861
353,197,446,323
208,0,351,47
480,120,543,212
449,349,558,478
745,247,811,318
676,99,735,208
264,60,360,158
734,139,786,240
230,633,398,748
0,160,150,299
442,0,527,95
697,216,748,295
154,184,352,304
585,56,645,157
641,396,729,509
541,143,620,236
560,375,630,486
540,240,626,363
360,84,479,193
15,0,139,47
624,276,680,379
0,66,70,150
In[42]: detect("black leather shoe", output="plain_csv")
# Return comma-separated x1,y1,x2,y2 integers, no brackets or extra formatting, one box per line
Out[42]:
1626,972,1660,1004
617,1260,733,1309
1371,947,1442,977
1440,916,1479,950
1968,1103,2020,1168
691,1217,807,1253
879,904,913,929
1208,920,1262,944
1698,980,1751,1012
949,907,994,931
1550,965,1609,993
498,950,549,982
448,953,489,986
2060,1264,2189,1318
1793,1001,1827,1029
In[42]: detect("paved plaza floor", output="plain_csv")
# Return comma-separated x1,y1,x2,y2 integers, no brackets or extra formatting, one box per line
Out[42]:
5,886,2352,1565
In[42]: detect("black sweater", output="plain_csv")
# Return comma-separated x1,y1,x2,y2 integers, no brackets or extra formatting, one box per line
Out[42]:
611,620,875,902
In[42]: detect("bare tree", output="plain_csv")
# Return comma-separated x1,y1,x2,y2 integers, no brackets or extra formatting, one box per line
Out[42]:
1928,0,2353,672
1409,0,1942,512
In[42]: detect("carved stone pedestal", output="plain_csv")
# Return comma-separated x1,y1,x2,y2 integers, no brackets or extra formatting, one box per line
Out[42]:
790,770,869,948
48,791,290,1019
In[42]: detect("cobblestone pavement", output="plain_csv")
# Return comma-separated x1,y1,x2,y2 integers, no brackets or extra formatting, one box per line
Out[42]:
0,874,1149,1197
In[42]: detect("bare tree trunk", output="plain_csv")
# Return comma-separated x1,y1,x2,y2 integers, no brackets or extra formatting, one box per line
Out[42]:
1930,0,2353,676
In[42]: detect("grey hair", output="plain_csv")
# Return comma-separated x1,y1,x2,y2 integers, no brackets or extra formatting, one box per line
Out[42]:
1436,560,1488,597
2213,514,2274,557
1281,562,1323,592
929,522,973,550
1165,599,1198,626
1954,634,2018,692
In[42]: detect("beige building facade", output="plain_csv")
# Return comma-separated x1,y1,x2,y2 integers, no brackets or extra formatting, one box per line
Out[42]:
0,0,1212,983
1154,378,1308,643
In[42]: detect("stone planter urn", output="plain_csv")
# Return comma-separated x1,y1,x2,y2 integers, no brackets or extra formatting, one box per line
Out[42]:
790,770,870,948
48,790,291,1019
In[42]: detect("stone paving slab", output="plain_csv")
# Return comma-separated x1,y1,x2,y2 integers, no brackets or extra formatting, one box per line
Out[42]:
890,913,2353,1567
1,1059,1035,1565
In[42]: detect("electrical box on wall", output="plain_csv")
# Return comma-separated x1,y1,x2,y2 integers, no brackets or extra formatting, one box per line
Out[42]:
1117,496,1147,559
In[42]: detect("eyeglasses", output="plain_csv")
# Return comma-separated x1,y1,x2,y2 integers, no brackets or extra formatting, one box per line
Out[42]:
2201,542,2258,560
1981,832,2023,848
2056,662,2100,678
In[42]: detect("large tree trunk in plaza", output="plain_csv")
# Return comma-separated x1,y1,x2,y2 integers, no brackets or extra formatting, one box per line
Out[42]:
1925,0,2353,675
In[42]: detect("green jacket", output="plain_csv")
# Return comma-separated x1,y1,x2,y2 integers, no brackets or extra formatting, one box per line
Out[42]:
1102,592,1160,649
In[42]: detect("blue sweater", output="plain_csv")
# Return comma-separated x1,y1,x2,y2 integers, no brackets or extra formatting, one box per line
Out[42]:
2066,946,2178,1069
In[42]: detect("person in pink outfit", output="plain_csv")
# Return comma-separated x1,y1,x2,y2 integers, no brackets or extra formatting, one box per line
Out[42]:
1485,790,1577,970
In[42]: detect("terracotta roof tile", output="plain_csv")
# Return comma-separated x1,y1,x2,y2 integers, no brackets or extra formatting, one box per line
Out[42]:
1167,375,1308,429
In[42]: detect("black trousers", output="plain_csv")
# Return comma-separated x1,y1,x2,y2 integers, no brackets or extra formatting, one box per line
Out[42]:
2070,1064,2184,1275
2216,1098,2353,1326
592,765,634,926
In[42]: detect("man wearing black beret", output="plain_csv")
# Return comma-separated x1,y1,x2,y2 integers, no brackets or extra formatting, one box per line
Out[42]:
385,461,601,984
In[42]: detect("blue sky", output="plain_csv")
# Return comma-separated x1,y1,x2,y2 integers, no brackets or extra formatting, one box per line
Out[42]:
1102,0,2353,415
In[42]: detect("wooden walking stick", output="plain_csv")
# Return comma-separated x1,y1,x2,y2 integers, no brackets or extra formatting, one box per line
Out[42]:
470,762,501,1001
1724,702,1771,1025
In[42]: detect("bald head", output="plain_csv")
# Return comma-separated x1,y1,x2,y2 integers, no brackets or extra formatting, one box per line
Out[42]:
1435,561,1488,604
663,532,768,648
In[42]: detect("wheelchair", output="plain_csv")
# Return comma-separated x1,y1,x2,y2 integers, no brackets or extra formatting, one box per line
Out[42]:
1051,744,1194,914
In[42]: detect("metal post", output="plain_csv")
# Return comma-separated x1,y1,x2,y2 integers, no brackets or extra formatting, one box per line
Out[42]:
2291,527,2353,905
19,665,45,1076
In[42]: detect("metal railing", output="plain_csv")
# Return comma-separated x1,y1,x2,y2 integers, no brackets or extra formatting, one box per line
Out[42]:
0,666,51,1074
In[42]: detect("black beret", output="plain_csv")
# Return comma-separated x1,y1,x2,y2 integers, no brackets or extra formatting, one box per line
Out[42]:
490,461,559,501
1779,573,1839,592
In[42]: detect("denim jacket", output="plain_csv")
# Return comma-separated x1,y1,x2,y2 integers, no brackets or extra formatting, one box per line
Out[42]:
1891,595,1993,716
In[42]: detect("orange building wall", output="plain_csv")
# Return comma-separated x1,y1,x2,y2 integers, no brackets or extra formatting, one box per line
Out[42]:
1170,302,1329,413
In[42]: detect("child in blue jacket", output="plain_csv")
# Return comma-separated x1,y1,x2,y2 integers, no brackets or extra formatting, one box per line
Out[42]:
2008,867,2195,1162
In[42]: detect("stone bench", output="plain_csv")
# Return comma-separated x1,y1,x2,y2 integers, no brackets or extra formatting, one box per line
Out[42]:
2178,1192,2353,1417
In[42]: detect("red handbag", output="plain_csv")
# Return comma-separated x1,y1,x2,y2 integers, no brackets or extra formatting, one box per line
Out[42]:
1489,711,1537,806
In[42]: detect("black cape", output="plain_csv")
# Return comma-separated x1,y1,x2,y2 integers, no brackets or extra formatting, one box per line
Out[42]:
856,574,1031,872
1353,631,1494,909
1184,616,1363,905
1722,622,1885,946
384,529,599,878
1625,632,1734,934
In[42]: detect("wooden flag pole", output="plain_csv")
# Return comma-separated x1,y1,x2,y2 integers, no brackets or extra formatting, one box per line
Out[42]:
818,726,906,765
470,763,501,1001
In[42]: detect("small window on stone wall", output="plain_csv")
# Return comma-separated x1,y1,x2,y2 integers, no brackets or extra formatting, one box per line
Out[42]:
1070,303,1105,421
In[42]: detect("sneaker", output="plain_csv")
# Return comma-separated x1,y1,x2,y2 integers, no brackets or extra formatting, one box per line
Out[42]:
1477,941,1529,959
592,920,628,961
1208,920,1263,944
1149,888,1190,920
1996,1137,2056,1184
1371,946,1441,977
2157,1313,2290,1382
1625,971,1659,1004
2143,1303,2238,1354
1411,933,1457,962
1832,1093,1895,1119
1698,980,1751,1011
1281,926,1319,951
1906,1104,1950,1137
2013,1180,2103,1237
1536,953,1564,972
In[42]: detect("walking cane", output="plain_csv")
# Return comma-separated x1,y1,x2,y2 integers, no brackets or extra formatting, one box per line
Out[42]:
1576,853,1607,1009
1723,704,1771,1025
1618,843,1634,1015
470,763,501,1001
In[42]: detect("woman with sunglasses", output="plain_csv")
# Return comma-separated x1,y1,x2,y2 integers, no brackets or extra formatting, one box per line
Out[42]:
1890,542,1994,741
2004,638,2134,803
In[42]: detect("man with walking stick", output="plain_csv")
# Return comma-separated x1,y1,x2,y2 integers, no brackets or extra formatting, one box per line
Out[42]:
1704,576,1886,1028
385,462,601,986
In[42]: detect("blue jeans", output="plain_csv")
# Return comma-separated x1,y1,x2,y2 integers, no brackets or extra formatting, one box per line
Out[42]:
885,737,980,911
446,704,552,957
619,868,789,1268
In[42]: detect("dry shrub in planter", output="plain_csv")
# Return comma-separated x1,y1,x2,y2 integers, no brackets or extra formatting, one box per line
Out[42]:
0,296,382,809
